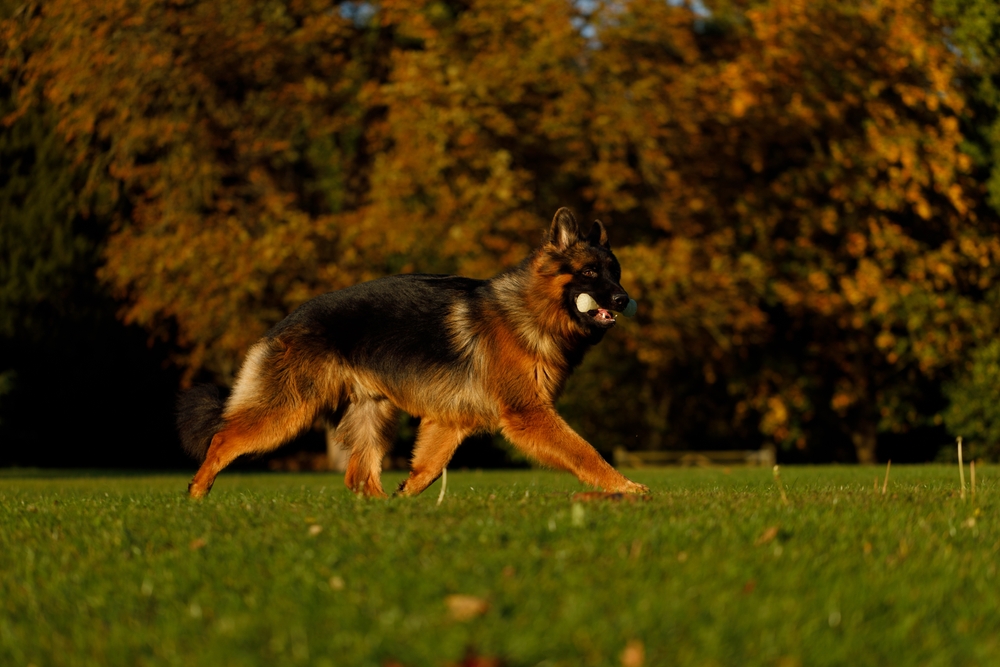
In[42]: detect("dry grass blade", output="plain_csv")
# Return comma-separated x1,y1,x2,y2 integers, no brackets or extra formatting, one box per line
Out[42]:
971,460,976,502
773,465,790,506
958,437,966,501
437,468,448,506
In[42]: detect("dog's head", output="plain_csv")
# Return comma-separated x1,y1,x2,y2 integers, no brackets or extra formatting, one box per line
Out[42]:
543,208,635,331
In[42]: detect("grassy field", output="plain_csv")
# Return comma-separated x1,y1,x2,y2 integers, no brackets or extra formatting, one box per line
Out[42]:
1,465,997,667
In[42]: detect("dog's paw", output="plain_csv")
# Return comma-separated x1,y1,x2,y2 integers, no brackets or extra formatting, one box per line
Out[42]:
622,480,650,495
187,481,211,499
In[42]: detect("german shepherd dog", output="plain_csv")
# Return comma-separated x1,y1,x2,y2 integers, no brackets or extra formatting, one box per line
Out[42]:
178,208,647,498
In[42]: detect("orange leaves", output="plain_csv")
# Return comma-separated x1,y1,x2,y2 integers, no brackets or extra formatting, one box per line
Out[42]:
8,0,999,459
592,3,988,456
618,235,769,370
8,0,385,376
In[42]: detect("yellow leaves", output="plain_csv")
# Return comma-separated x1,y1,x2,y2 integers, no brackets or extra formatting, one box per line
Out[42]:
819,207,839,234
785,91,817,127
844,259,883,304
894,83,926,108
773,281,803,308
12,0,996,458
914,197,932,221
731,89,756,119
761,396,789,437
831,392,854,413
807,271,830,292
875,330,897,352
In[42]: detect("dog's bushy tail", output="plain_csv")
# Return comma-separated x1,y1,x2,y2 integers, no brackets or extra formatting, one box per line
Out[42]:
176,385,228,462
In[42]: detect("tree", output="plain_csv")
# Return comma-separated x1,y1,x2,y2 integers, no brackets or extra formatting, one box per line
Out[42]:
942,339,1000,461
579,0,1000,460
934,0,1000,213
7,0,999,464
932,0,1000,460
1,1,97,339
6,0,396,380
1,3,182,467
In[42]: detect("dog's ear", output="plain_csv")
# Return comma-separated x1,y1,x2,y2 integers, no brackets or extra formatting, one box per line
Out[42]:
586,220,610,250
549,208,580,249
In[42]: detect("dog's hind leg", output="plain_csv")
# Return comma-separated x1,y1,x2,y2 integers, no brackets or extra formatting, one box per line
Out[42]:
395,420,469,497
188,408,316,498
339,398,399,498
186,339,326,499
187,402,317,498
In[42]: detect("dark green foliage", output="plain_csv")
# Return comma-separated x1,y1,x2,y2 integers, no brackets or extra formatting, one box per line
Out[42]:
943,339,1000,461
0,82,182,467
0,102,96,338
935,0,1000,211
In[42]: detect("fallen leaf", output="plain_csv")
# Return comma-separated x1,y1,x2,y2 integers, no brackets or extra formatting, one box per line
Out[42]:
189,537,207,550
448,651,504,667
755,525,780,546
446,595,490,621
621,639,645,667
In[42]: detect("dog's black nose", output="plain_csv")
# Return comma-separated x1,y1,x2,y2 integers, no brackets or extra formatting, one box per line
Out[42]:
611,292,629,311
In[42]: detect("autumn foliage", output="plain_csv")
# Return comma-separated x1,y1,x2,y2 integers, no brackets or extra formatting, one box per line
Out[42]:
5,0,1000,461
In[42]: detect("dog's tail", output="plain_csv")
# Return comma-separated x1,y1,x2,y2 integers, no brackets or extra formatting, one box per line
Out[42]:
176,385,229,462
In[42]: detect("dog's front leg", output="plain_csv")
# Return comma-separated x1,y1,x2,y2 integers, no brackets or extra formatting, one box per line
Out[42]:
500,407,648,494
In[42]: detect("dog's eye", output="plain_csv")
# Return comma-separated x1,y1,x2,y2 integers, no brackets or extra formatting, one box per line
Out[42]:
582,268,598,279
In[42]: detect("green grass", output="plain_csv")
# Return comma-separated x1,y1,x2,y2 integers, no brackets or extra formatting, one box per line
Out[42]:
1,465,997,666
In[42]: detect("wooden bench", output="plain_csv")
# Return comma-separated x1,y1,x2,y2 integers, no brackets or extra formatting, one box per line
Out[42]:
613,447,776,468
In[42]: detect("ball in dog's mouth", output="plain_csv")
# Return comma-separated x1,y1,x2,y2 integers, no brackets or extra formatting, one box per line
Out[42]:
575,293,636,322
576,293,615,324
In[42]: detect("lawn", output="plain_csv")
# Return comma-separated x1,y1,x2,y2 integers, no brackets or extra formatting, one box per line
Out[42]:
1,465,996,666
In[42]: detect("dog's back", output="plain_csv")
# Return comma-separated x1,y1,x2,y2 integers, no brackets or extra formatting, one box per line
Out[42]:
266,274,485,378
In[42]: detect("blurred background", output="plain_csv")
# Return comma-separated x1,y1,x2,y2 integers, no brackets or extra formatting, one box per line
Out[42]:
4,0,1000,469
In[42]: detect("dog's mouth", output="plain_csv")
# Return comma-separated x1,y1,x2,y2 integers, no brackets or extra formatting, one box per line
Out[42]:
575,293,637,327
575,293,617,327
